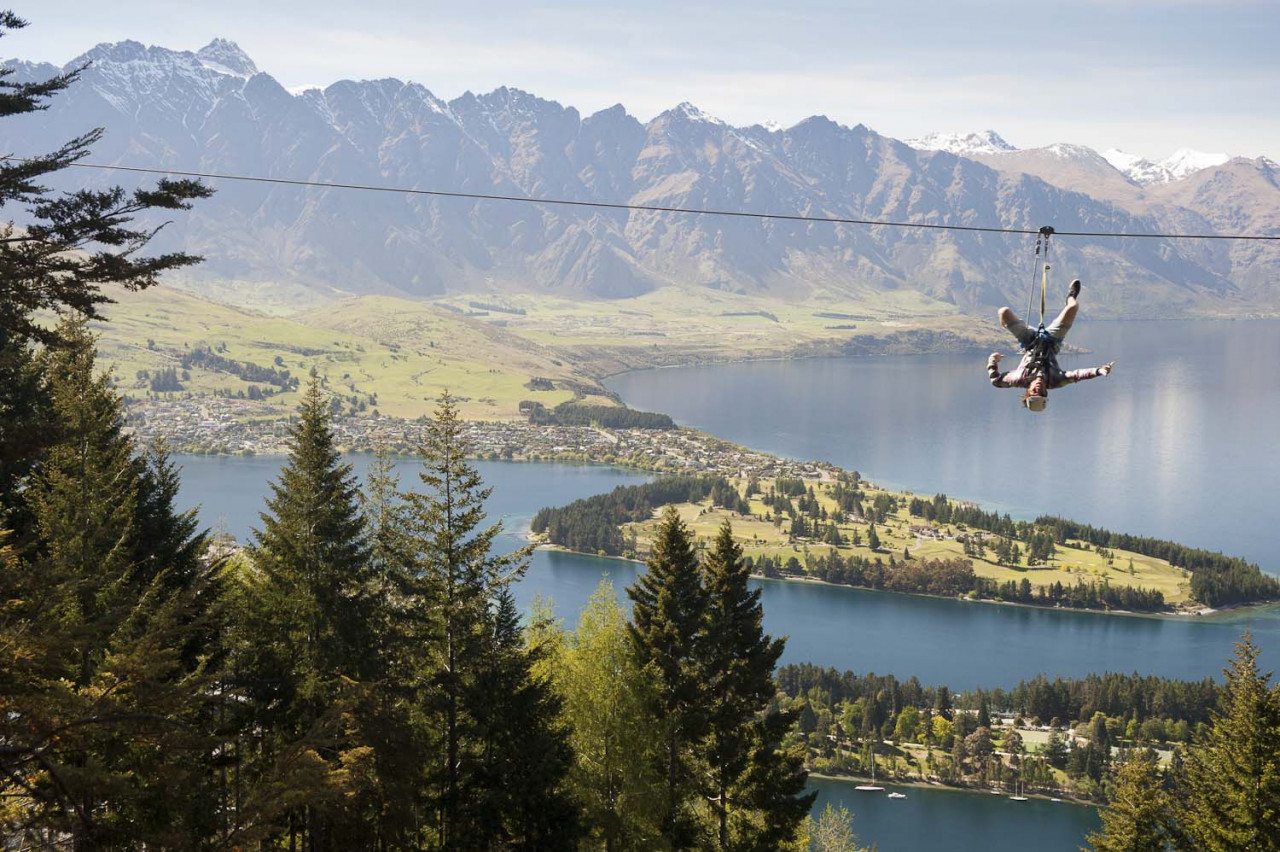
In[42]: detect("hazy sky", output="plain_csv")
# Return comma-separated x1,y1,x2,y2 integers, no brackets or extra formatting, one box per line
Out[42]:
7,0,1278,160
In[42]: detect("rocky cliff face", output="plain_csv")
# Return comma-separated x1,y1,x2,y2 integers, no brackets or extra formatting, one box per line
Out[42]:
3,40,1275,315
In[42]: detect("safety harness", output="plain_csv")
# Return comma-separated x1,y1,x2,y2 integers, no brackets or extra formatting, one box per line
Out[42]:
1021,226,1062,382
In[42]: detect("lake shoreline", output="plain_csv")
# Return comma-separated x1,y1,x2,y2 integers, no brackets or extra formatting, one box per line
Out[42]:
806,772,1097,809
531,540,1280,622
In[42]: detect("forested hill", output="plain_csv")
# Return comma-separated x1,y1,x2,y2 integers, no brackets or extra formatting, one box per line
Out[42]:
532,477,1279,611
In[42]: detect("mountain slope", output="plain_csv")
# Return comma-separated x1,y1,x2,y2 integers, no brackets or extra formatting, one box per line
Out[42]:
2,40,1275,317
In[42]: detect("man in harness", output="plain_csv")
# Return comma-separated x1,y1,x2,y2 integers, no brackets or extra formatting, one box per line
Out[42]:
988,279,1114,412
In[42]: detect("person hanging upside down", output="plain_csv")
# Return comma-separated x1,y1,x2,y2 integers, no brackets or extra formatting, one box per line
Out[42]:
988,279,1115,412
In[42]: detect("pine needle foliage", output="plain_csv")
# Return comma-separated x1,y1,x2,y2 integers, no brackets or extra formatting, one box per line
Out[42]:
1174,635,1280,851
400,391,538,847
701,520,813,849
629,504,709,848
0,318,221,845
243,371,372,846
1087,753,1172,852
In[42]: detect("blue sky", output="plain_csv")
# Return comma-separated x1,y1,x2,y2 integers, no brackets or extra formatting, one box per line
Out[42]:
8,0,1278,159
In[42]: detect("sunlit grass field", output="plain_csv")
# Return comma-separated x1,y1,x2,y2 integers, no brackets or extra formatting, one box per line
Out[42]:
621,478,1192,605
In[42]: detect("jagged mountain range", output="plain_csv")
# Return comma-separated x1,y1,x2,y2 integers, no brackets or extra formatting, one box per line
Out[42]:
3,39,1278,315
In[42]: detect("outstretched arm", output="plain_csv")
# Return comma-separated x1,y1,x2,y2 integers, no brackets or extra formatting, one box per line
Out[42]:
1062,361,1115,384
988,352,1013,388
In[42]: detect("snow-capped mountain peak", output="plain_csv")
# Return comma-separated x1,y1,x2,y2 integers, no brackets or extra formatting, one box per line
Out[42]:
1161,148,1229,180
196,38,258,78
1042,142,1105,161
1102,148,1168,185
1103,147,1230,184
905,130,1016,156
672,101,726,125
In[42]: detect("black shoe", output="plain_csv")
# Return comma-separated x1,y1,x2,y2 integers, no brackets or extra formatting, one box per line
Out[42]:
1067,279,1081,302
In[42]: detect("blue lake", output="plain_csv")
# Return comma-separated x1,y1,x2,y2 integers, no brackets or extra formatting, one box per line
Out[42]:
607,319,1280,574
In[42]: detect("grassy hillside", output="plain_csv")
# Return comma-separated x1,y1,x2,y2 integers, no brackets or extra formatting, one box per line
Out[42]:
95,288,611,421
621,479,1192,606
94,282,993,421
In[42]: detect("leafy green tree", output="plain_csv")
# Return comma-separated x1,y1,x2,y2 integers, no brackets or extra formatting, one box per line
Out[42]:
806,802,872,852
1087,753,1171,852
933,686,953,721
552,580,664,850
893,706,921,744
1176,636,1280,851
628,505,708,848
349,449,425,846
0,30,211,345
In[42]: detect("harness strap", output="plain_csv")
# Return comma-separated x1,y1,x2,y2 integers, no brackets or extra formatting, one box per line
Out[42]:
1038,226,1054,326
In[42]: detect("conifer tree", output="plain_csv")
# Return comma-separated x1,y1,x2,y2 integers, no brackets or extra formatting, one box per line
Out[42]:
400,391,531,847
349,449,427,845
0,318,221,844
1087,753,1171,852
700,521,812,848
469,588,580,848
1176,635,1280,851
243,372,372,847
628,505,708,848
553,580,664,850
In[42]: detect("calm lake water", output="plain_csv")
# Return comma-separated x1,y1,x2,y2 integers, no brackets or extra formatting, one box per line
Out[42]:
608,319,1280,574
807,776,1100,852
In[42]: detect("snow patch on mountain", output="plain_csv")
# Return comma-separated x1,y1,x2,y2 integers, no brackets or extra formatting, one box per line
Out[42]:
906,130,1016,156
1041,142,1107,162
1104,147,1229,185
1162,148,1229,180
674,102,727,125
195,38,257,78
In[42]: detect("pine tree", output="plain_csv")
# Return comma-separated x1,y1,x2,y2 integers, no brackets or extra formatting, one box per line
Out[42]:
553,580,664,850
628,505,708,848
700,520,813,849
1176,635,1280,851
243,372,372,847
349,449,426,846
0,318,222,845
470,588,580,848
1087,753,1171,852
400,391,530,847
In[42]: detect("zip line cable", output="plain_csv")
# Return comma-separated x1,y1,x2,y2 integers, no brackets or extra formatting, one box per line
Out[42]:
10,157,1280,242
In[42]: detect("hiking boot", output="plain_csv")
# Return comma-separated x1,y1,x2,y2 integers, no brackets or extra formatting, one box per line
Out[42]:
1067,279,1081,302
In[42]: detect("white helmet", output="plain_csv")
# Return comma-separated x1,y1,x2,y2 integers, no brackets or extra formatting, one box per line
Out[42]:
1024,394,1048,413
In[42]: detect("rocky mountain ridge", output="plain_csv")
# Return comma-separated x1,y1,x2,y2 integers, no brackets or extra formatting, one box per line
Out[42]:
2,39,1276,316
